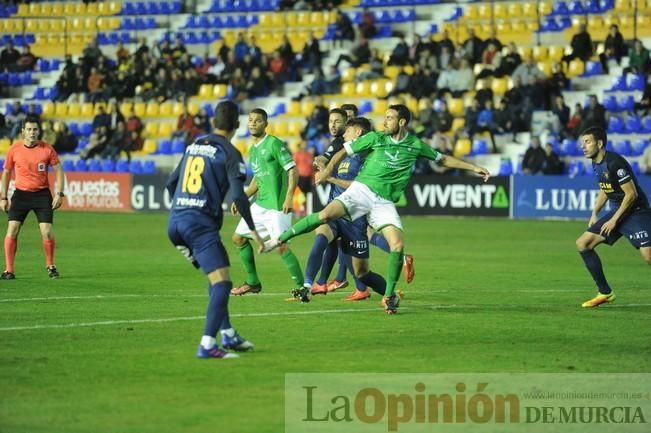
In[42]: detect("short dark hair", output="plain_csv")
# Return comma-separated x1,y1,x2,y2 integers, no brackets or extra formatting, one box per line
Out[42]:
340,103,358,117
22,114,41,130
346,117,372,135
388,104,411,124
250,108,268,122
213,100,240,131
329,108,347,120
580,126,607,147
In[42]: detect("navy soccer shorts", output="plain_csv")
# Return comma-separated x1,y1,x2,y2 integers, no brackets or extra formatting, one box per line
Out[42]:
167,215,230,273
588,207,651,249
329,217,369,258
8,188,54,224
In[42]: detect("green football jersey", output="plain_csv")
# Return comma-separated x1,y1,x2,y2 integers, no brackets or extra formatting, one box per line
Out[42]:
344,131,441,202
249,134,296,210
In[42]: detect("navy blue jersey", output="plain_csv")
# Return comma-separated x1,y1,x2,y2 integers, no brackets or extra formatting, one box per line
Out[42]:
322,136,345,162
329,153,366,201
167,134,255,231
592,151,649,210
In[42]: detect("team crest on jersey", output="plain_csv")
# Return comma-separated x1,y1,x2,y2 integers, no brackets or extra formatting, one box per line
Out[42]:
603,172,609,179
37,162,46,172
617,168,627,178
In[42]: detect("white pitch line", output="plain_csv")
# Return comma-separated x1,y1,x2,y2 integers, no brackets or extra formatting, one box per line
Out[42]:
1,303,650,332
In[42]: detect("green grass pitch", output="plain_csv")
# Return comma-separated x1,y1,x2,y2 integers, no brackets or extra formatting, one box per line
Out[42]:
0,212,649,433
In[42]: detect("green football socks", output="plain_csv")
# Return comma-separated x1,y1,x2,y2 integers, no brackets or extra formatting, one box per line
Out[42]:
386,250,404,297
279,213,321,243
281,249,304,288
237,240,260,286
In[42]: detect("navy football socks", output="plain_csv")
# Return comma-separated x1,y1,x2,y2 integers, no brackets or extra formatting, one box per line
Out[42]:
579,250,612,294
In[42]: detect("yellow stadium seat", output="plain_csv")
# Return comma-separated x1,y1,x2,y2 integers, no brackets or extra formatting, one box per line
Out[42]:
450,117,465,132
340,68,356,82
273,122,288,136
212,84,227,98
384,66,401,80
522,2,537,17
198,84,212,98
493,3,507,18
158,102,172,117
477,4,491,19
0,138,11,154
97,2,109,15
39,3,52,15
51,3,63,15
271,13,285,27
615,0,631,11
81,103,95,118
120,102,132,116
310,11,324,26
63,3,76,16
496,22,511,35
258,13,273,27
42,102,55,117
538,0,552,15
547,46,564,61
384,81,395,95
50,19,64,33
286,12,298,27
491,77,508,95
109,1,122,14
85,3,98,15
55,103,68,117
464,5,478,19
372,99,388,115
142,139,158,154
145,102,159,117
67,103,81,117
406,98,418,114
518,46,533,61
370,80,389,99
287,121,302,136
567,59,585,77
69,18,82,32
286,101,301,116
297,12,310,26
133,102,146,118
508,3,523,17
37,20,51,32
453,138,471,158
448,98,464,117
28,3,39,14
25,19,38,33
356,81,371,97
374,119,384,132
75,3,87,15
84,18,97,31
172,102,185,117
538,61,552,76
588,15,603,30
97,17,111,31
159,123,174,138
145,123,159,138
17,4,28,16
301,100,315,115
533,46,548,61
341,82,356,96
188,102,200,116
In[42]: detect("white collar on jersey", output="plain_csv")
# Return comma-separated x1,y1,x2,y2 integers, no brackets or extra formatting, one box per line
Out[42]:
252,134,268,147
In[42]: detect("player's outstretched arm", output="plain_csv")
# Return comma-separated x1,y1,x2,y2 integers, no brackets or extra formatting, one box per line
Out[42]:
439,155,491,181
315,148,347,185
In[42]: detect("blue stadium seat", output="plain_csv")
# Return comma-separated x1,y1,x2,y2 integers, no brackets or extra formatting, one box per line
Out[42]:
32,87,47,100
358,100,373,114
102,159,116,172
75,159,88,172
147,1,160,15
471,139,488,155
498,158,513,176
607,116,624,133
625,116,641,133
551,1,569,15
628,74,645,91
185,16,198,28
68,122,81,137
37,59,50,73
223,15,237,27
603,94,618,112
606,140,615,152
116,160,130,173
97,33,110,45
77,138,89,151
158,139,172,154
201,103,214,117
172,139,186,153
377,26,393,38
567,160,585,176
236,15,248,27
568,0,584,14
146,17,157,29
159,1,171,14
561,139,579,156
610,75,626,91
122,18,135,30
185,32,199,45
631,161,641,175
583,61,602,76
170,1,182,13
129,160,143,174
540,17,559,32
586,0,601,13
618,95,635,112
643,117,651,133
632,139,649,156
88,159,102,172
121,2,136,15
143,160,156,174
62,160,75,172
614,139,632,156
81,123,93,137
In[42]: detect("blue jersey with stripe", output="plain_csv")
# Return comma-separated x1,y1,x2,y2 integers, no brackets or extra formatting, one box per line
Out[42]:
329,153,366,201
167,134,247,230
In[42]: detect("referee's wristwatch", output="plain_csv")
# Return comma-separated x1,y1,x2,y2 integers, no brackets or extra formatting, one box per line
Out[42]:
56,192,65,198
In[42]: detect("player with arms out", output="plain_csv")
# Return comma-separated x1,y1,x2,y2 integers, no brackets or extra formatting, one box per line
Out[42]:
0,115,65,280
266,104,490,313
230,108,304,296
167,100,264,359
576,126,651,307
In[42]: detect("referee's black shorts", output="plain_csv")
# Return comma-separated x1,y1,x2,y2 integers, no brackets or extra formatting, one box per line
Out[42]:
8,188,54,224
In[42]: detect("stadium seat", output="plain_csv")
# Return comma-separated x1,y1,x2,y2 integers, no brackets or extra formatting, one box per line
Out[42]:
628,74,645,91
453,138,471,158
447,98,464,117
143,160,156,174
171,139,186,153
625,116,642,133
471,139,488,155
567,160,585,176
497,158,513,176
603,94,618,112
115,160,130,173
101,159,116,173
62,160,75,172
632,139,649,156
610,75,626,91
158,140,173,155
642,116,651,133
75,159,88,172
607,116,624,133
561,139,579,156
614,139,632,156
583,61,602,76
129,161,143,174
88,159,102,172
618,95,635,112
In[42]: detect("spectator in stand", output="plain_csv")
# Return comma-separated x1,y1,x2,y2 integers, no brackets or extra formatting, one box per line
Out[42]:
80,125,109,160
116,42,129,63
386,67,411,98
542,142,564,174
549,61,569,99
171,37,188,64
599,24,626,74
91,105,110,131
561,23,593,67
322,65,341,94
640,141,651,174
462,28,483,65
268,50,289,95
492,98,513,136
474,78,494,107
476,42,502,79
412,97,435,138
358,8,377,39
497,42,522,77
437,29,455,61
233,33,250,63
206,56,226,84
356,48,385,82
432,100,453,134
456,98,481,142
551,94,571,136
388,35,410,66
634,74,651,116
101,122,128,160
106,101,125,134
40,121,57,145
0,41,20,72
81,39,103,74
153,68,171,102
6,102,26,139
16,46,36,72
245,66,270,98
87,67,106,102
408,64,430,99
512,56,546,88
333,9,355,46
475,99,498,153
334,37,371,69
299,32,322,71
410,34,429,66
450,58,474,97
437,44,453,70
522,136,546,175
436,61,454,98
52,122,78,154
567,103,584,138
521,74,546,111
135,37,150,58
579,94,606,132
156,39,173,64
172,105,196,146
503,76,530,133
482,28,503,54
624,39,650,75
276,35,294,67
183,69,200,98
301,97,329,141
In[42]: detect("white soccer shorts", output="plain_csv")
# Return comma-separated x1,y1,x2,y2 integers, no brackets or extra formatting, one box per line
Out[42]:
334,181,403,231
235,202,293,239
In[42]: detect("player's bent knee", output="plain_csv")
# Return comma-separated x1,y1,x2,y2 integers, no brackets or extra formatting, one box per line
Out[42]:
232,233,246,246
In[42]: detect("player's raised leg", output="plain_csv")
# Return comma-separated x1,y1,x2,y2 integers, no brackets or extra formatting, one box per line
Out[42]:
270,199,347,247
576,231,615,307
